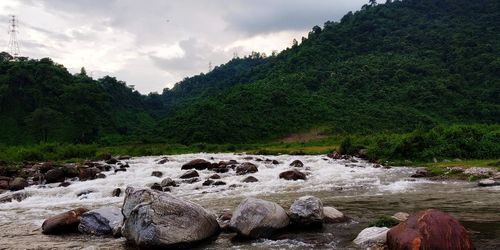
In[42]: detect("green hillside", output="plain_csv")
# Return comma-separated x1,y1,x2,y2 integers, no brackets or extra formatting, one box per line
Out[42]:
0,0,498,158
159,0,499,144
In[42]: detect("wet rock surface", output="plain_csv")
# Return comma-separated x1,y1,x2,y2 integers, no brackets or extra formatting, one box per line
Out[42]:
78,207,123,236
121,187,220,248
229,198,290,239
42,208,88,234
289,196,324,226
387,209,474,250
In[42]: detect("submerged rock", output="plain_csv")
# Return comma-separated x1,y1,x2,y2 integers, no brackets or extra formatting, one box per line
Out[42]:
78,207,123,236
160,177,177,187
279,169,306,181
0,191,29,203
112,188,121,197
229,198,289,239
289,196,324,226
242,176,258,183
289,160,304,168
236,162,258,175
151,171,163,178
353,227,389,248
9,177,28,191
478,179,500,187
45,168,65,183
121,187,220,248
42,208,88,234
387,209,474,250
180,170,199,179
323,206,348,223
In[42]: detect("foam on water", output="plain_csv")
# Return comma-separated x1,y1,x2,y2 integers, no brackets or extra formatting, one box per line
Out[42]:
0,153,422,215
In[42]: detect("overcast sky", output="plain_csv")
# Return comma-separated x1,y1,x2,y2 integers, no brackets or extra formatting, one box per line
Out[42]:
0,0,367,94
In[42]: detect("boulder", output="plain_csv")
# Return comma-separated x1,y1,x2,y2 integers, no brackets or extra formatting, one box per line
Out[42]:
160,177,177,187
323,207,348,223
202,180,214,186
121,187,220,248
0,191,28,203
391,212,409,222
78,167,101,181
9,177,28,191
118,155,131,160
229,198,290,239
353,227,389,248
157,157,169,164
112,188,121,197
213,181,226,186
42,208,88,234
181,159,211,170
411,169,429,178
289,160,304,168
180,170,199,179
58,182,71,187
182,178,200,184
387,209,474,250
0,176,10,189
289,196,323,226
150,183,162,191
78,207,123,236
96,173,106,179
209,174,221,179
105,158,119,164
478,179,500,187
61,164,79,178
151,171,163,178
235,162,258,175
242,176,258,183
327,151,341,159
279,169,306,181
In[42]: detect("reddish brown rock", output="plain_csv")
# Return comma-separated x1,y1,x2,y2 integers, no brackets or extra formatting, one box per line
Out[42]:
387,209,474,250
42,208,88,234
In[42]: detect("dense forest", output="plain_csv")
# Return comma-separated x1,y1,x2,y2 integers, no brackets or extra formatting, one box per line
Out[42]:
0,0,499,151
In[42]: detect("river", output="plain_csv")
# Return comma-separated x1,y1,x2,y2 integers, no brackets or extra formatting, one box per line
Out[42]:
0,154,499,249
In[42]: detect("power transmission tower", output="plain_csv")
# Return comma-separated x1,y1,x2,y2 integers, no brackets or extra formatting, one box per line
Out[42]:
208,61,213,72
8,15,21,57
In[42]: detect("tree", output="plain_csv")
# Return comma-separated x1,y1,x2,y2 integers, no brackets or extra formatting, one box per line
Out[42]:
369,0,377,6
25,107,60,142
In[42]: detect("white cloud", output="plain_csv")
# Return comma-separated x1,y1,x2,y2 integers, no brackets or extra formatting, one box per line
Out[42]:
0,0,366,93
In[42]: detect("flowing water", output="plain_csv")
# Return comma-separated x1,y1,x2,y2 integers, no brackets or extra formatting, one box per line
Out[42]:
0,154,499,249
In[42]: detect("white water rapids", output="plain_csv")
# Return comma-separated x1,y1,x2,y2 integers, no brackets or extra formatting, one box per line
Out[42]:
0,153,499,249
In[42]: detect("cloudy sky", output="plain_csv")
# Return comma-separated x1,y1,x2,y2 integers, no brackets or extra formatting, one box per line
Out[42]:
0,0,367,94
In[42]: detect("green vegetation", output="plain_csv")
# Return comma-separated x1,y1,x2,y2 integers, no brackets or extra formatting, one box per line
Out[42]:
0,0,499,164
369,216,400,227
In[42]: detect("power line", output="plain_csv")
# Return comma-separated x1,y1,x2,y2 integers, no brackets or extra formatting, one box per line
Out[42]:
8,15,21,57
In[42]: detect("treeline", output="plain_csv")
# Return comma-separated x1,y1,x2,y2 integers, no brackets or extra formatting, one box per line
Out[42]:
0,55,158,144
158,0,500,143
0,0,499,162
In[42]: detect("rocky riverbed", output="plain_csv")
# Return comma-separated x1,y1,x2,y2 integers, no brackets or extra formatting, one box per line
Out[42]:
0,153,499,249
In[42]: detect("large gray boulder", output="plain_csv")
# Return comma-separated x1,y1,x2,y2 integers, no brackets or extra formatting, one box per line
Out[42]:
229,198,290,239
121,187,219,248
78,207,123,236
289,196,324,226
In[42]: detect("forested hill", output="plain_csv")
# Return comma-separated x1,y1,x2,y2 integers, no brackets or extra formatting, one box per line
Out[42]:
0,55,159,144
159,0,500,143
0,0,499,146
